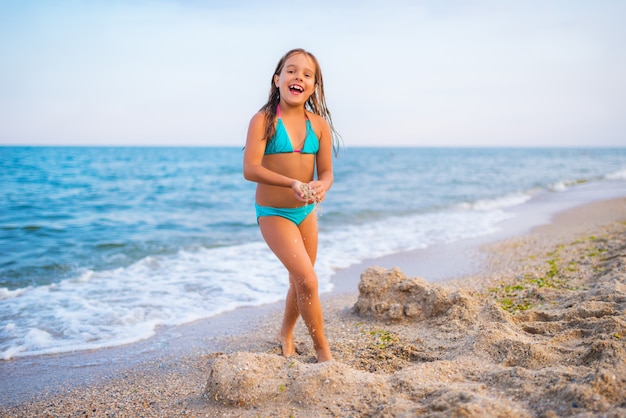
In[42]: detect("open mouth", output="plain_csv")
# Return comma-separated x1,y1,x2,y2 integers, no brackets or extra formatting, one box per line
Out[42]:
289,84,304,94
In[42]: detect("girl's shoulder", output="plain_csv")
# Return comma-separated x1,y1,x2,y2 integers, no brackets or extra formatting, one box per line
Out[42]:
306,111,331,143
249,110,269,127
305,111,329,129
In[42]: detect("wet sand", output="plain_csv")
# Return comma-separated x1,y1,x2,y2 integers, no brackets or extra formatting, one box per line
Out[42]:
1,194,625,417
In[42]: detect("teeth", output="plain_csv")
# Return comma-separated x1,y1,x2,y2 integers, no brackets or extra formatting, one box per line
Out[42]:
290,85,303,91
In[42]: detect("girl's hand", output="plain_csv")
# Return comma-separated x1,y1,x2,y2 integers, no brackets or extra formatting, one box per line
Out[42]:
291,180,325,203
291,180,308,202
305,180,326,203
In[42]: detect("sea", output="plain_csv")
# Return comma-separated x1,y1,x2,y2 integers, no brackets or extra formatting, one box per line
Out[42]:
1,146,626,361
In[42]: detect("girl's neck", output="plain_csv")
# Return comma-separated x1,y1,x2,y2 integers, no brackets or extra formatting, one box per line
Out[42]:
278,101,306,117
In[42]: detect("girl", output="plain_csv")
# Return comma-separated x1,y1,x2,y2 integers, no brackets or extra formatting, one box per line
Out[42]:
243,48,340,363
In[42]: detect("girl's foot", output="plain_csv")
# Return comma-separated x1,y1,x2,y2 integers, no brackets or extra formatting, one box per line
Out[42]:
316,347,333,363
277,333,295,357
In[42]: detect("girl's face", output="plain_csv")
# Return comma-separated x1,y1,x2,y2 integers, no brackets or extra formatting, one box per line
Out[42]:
274,53,317,107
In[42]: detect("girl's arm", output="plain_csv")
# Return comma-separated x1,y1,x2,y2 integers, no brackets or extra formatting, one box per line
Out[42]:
243,112,304,192
310,117,334,202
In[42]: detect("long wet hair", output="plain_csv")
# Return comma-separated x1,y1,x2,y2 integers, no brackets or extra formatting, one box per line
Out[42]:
259,48,341,155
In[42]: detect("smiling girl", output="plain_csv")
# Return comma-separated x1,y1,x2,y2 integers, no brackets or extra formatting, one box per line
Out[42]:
243,48,340,362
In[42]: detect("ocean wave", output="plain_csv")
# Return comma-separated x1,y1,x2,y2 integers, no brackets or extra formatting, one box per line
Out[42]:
0,241,291,360
457,192,534,211
0,286,31,300
606,169,626,180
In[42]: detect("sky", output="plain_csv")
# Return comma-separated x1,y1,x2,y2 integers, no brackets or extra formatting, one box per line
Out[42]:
0,0,625,147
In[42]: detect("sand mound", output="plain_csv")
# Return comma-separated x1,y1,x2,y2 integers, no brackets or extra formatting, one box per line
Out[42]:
204,352,530,417
354,266,481,326
205,353,389,416
204,352,288,406
204,223,626,417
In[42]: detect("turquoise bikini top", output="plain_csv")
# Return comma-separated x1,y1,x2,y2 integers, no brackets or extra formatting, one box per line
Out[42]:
264,107,320,155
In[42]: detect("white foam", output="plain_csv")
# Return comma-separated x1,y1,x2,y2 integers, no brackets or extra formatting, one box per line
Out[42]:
0,286,31,300
550,181,568,192
606,169,626,180
0,243,279,359
457,192,533,211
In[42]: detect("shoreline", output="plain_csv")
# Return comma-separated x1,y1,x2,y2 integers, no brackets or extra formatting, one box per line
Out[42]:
1,183,625,413
329,179,626,288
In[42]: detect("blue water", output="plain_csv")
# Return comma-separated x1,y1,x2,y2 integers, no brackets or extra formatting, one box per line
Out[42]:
1,146,626,359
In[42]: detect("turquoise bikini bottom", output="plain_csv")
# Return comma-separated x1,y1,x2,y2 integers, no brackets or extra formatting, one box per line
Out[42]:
255,203,315,226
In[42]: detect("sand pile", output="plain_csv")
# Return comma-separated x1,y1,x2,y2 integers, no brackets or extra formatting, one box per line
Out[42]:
204,223,626,417
354,266,481,325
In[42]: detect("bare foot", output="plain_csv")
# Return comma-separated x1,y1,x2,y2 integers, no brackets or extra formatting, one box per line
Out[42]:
277,333,295,357
316,348,333,363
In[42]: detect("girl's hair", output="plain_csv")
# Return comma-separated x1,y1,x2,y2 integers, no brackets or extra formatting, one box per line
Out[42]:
259,48,341,154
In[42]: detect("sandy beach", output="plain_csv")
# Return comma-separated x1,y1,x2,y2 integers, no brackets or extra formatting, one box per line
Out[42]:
2,196,626,417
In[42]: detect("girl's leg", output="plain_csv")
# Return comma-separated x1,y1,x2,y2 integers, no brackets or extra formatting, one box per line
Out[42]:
279,213,319,356
259,214,331,362
279,275,298,356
